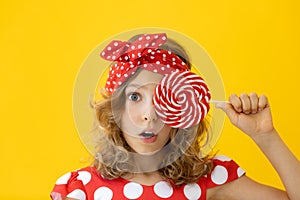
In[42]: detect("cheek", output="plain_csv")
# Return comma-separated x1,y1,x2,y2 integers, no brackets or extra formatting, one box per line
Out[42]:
124,103,143,122
162,126,172,139
120,107,140,132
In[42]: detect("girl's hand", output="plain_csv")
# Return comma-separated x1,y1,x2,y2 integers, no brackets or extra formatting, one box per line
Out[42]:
216,93,275,139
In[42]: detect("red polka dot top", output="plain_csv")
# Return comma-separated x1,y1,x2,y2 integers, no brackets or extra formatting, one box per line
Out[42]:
51,155,245,200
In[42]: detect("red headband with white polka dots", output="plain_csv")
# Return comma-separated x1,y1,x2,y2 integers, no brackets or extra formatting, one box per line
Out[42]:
100,33,189,93
100,33,211,128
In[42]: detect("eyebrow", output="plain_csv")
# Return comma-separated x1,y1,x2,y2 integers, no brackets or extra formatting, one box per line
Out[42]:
126,83,141,90
125,82,158,92
125,83,142,93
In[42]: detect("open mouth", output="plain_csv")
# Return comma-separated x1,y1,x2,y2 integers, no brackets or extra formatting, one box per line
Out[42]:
139,132,158,143
139,132,156,138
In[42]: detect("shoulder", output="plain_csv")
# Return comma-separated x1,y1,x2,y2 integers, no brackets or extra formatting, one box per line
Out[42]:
206,155,245,188
162,155,246,200
50,166,123,200
54,166,99,186
203,155,245,199
206,156,288,200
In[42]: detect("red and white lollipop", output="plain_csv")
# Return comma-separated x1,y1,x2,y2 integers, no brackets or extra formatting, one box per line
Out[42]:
153,71,211,129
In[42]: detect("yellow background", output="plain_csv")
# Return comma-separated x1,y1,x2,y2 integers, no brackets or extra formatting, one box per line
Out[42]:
1,0,299,199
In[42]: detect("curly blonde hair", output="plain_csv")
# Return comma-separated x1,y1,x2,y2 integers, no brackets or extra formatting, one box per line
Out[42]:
91,35,213,186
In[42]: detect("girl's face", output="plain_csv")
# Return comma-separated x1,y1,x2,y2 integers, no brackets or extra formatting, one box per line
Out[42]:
120,69,172,154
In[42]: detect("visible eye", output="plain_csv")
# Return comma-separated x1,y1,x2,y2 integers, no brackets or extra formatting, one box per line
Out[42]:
128,92,141,101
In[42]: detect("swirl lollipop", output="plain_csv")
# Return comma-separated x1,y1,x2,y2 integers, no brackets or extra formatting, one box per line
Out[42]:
153,71,211,129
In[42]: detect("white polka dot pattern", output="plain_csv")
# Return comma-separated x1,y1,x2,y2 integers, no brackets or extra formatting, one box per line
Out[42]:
237,167,246,177
153,181,173,198
94,187,113,200
211,165,229,185
67,189,86,200
214,155,232,162
77,171,92,185
51,159,246,200
183,183,202,199
123,182,143,199
55,172,71,185
100,33,189,93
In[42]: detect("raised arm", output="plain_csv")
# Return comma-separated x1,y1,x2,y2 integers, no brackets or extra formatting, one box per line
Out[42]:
214,93,300,200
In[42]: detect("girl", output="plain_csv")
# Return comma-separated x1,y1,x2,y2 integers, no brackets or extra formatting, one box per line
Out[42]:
51,33,300,200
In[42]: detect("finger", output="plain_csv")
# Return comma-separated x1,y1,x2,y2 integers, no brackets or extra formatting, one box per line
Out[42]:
249,92,259,114
215,102,238,126
240,93,251,114
229,94,242,113
258,94,269,111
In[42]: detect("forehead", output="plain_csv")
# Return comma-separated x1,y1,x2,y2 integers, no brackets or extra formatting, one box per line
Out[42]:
128,69,164,87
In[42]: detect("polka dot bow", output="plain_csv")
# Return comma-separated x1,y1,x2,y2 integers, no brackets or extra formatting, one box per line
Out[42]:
100,33,211,128
100,33,189,93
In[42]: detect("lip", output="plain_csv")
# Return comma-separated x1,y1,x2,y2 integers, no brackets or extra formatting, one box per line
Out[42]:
140,135,158,143
139,130,158,143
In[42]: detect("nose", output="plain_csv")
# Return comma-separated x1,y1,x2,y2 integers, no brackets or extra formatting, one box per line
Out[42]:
143,103,157,122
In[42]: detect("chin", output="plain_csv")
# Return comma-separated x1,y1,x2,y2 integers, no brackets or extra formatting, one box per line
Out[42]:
137,148,161,155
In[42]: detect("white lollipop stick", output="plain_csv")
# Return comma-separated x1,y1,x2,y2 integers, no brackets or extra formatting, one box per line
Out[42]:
209,100,230,104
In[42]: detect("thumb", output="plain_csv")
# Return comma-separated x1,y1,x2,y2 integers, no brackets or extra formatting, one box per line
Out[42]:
215,102,238,124
214,101,228,111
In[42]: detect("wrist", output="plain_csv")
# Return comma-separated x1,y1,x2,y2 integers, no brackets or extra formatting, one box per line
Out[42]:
250,129,279,147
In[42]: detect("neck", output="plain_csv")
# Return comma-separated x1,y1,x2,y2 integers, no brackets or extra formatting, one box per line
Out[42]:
132,152,165,173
